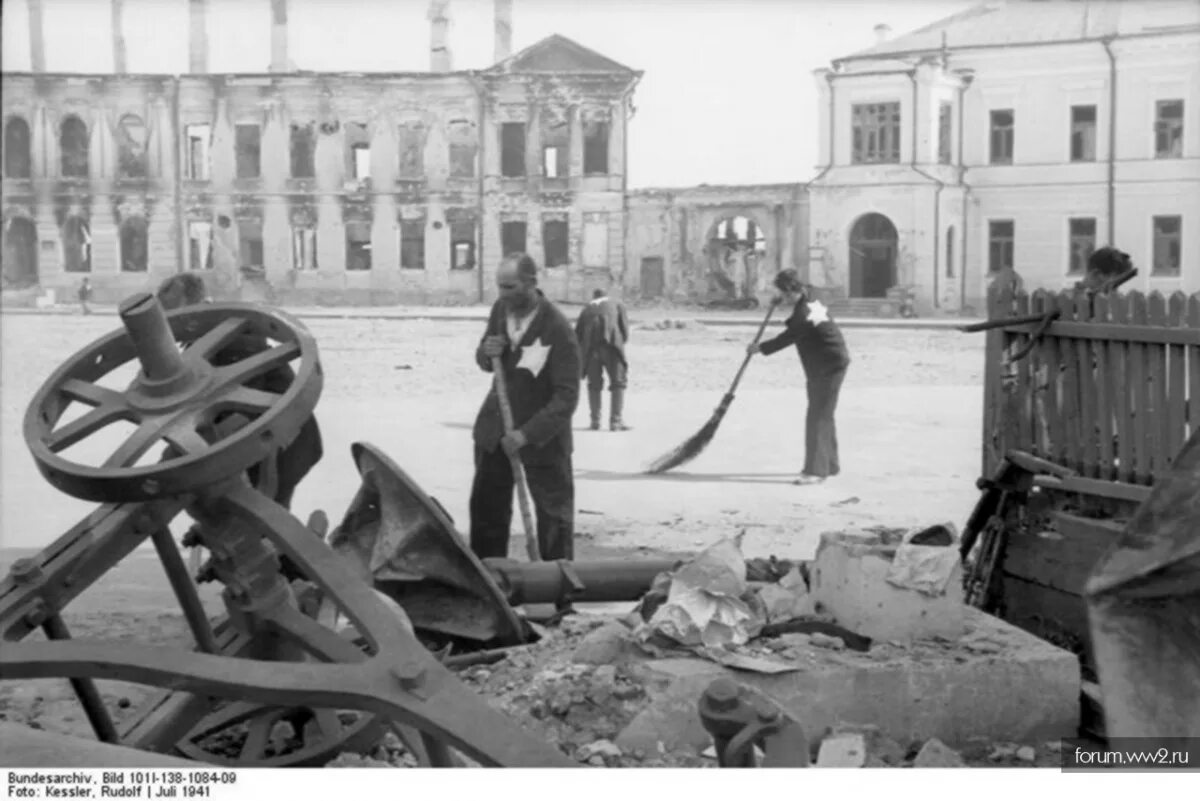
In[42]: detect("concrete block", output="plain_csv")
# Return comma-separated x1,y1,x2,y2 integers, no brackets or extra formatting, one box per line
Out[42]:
616,608,1079,754
913,737,965,767
816,733,867,767
811,530,965,641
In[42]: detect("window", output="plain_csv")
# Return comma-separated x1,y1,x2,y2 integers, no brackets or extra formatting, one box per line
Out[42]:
447,120,477,179
235,124,261,179
119,217,148,272
116,115,148,179
450,219,476,270
542,146,567,178
400,220,424,270
1068,218,1096,274
583,215,608,268
989,109,1014,164
541,117,569,179
344,122,370,181
345,221,371,271
1152,215,1182,276
988,220,1014,273
584,120,609,174
946,226,955,278
501,220,527,256
290,124,314,178
1070,105,1096,162
60,115,89,178
188,221,214,271
851,102,901,164
501,122,526,177
185,124,210,180
62,216,91,272
238,220,263,269
352,144,371,180
937,102,952,165
543,218,569,268
291,226,317,271
397,122,425,180
1155,100,1184,158
4,116,32,178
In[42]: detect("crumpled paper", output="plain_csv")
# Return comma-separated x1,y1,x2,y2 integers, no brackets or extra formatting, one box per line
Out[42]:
886,523,961,596
640,533,763,648
755,565,815,623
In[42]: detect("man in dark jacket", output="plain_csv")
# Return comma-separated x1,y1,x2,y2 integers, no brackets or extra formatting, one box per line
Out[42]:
470,254,581,562
575,288,631,431
749,269,851,485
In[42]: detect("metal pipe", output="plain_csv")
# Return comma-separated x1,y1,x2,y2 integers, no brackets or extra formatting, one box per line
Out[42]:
1102,37,1117,245
151,526,220,653
483,558,678,606
908,69,945,309
118,293,187,381
172,80,185,274
41,614,121,743
957,74,972,312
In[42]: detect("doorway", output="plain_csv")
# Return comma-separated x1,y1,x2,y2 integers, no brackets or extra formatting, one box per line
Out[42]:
848,213,898,298
640,256,664,299
3,217,39,288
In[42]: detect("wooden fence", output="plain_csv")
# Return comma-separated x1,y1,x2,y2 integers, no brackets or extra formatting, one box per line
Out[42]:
983,288,1200,504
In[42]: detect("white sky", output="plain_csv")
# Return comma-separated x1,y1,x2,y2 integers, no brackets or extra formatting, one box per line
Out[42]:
1,0,974,187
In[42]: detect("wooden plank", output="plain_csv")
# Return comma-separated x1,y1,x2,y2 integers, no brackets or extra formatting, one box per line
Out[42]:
1034,474,1154,503
1129,292,1152,484
1040,300,1065,466
1167,293,1188,467
1109,292,1134,484
1058,291,1083,472
1092,293,1115,479
1014,291,1034,454
1002,512,1126,596
1146,292,1169,478
1190,296,1200,444
1000,574,1094,669
998,321,1200,345
1075,292,1099,477
982,289,1007,477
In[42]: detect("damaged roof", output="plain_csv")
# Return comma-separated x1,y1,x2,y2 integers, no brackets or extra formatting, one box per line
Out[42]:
487,34,640,75
837,0,1200,64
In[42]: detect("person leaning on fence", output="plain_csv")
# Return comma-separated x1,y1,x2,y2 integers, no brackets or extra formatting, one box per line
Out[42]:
1076,246,1133,295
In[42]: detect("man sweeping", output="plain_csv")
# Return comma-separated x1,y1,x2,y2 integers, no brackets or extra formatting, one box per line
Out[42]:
748,269,851,485
470,254,581,564
575,288,632,431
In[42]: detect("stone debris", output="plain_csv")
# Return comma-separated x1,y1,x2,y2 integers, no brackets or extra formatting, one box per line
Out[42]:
816,733,867,767
808,632,846,650
572,621,636,665
913,738,966,768
1016,746,1037,762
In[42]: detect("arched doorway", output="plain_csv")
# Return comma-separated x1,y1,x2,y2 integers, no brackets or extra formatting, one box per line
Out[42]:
706,215,766,307
848,213,897,298
2,217,39,288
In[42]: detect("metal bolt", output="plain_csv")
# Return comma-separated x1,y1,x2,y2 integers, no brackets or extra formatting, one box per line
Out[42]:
703,678,741,713
10,558,42,585
392,662,427,692
142,479,160,496
24,603,48,628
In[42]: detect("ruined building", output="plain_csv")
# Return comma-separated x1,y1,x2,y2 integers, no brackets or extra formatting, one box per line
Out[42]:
1,0,641,305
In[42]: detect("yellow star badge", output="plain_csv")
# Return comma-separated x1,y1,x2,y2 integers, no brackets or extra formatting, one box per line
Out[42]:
516,338,551,378
807,300,830,326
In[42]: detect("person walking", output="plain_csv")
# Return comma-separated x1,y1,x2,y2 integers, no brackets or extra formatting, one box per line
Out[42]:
469,254,581,564
78,277,92,315
575,288,632,431
748,269,851,485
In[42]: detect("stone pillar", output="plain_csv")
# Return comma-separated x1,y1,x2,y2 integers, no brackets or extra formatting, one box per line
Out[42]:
189,0,208,74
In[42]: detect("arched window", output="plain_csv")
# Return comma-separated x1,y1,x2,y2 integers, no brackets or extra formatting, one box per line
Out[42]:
946,225,955,278
119,217,149,272
60,115,90,178
3,217,39,287
117,114,148,179
4,117,32,178
62,216,91,273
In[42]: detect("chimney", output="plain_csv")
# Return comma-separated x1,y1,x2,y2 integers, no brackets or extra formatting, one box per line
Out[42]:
28,0,46,72
874,24,892,45
494,0,513,63
189,0,208,73
270,0,289,73
112,0,127,72
429,0,452,72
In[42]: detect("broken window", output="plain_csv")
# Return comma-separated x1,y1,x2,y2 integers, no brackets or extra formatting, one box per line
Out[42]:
447,120,477,179
188,221,214,271
345,221,372,271
541,117,569,178
501,122,526,177
450,219,476,270
238,220,264,269
185,124,210,180
1067,218,1096,274
290,123,315,178
344,122,370,181
1152,215,1181,276
397,122,425,180
584,120,609,174
235,124,261,179
542,218,569,268
291,226,317,271
119,217,149,272
583,215,608,267
400,221,425,270
116,114,148,179
1070,105,1096,162
501,220,527,257
851,102,901,164
989,109,1014,165
937,102,952,165
60,114,89,178
4,116,32,178
62,216,91,272
1155,100,1184,158
987,220,1014,273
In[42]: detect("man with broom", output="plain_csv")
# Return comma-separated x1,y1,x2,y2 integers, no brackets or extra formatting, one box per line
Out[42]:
470,254,581,566
748,269,851,485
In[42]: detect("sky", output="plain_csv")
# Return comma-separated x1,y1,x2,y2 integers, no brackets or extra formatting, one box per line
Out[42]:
1,0,975,187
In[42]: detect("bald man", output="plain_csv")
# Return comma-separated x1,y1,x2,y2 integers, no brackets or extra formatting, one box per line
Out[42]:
470,254,581,564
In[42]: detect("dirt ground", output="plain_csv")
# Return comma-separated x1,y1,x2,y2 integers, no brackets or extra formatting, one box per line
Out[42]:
0,310,988,764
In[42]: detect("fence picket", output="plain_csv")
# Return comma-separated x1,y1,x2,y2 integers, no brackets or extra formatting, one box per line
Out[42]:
1057,290,1082,472
1167,292,1188,467
1108,293,1133,483
1128,292,1151,484
1073,292,1100,477
1014,292,1034,455
1189,296,1200,444
982,287,1007,476
1092,293,1115,478
1146,292,1170,474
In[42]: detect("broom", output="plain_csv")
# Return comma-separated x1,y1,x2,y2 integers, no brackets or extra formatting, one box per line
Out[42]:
644,298,782,474
492,356,542,562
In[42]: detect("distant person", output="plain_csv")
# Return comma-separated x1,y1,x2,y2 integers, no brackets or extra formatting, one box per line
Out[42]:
575,288,632,432
748,270,851,485
78,277,92,315
986,263,1025,313
470,254,581,566
1076,246,1133,294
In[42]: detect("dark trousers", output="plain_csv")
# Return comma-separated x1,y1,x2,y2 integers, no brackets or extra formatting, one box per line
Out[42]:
469,444,575,561
585,346,627,392
804,367,846,478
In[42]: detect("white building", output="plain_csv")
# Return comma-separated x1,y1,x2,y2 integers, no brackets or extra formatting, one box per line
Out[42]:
807,0,1200,315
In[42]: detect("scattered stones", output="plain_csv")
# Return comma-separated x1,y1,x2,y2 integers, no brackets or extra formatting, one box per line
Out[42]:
809,632,846,650
1044,741,1063,753
1016,746,1037,762
989,743,1019,761
592,665,618,685
572,622,634,665
776,633,812,648
913,738,966,768
578,739,623,761
817,733,866,767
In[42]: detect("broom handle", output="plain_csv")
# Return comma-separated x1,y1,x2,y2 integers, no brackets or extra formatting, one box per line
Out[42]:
492,356,542,563
727,300,781,394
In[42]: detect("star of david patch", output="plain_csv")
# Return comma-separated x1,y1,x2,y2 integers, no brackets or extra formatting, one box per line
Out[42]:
807,300,830,326
516,339,551,378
